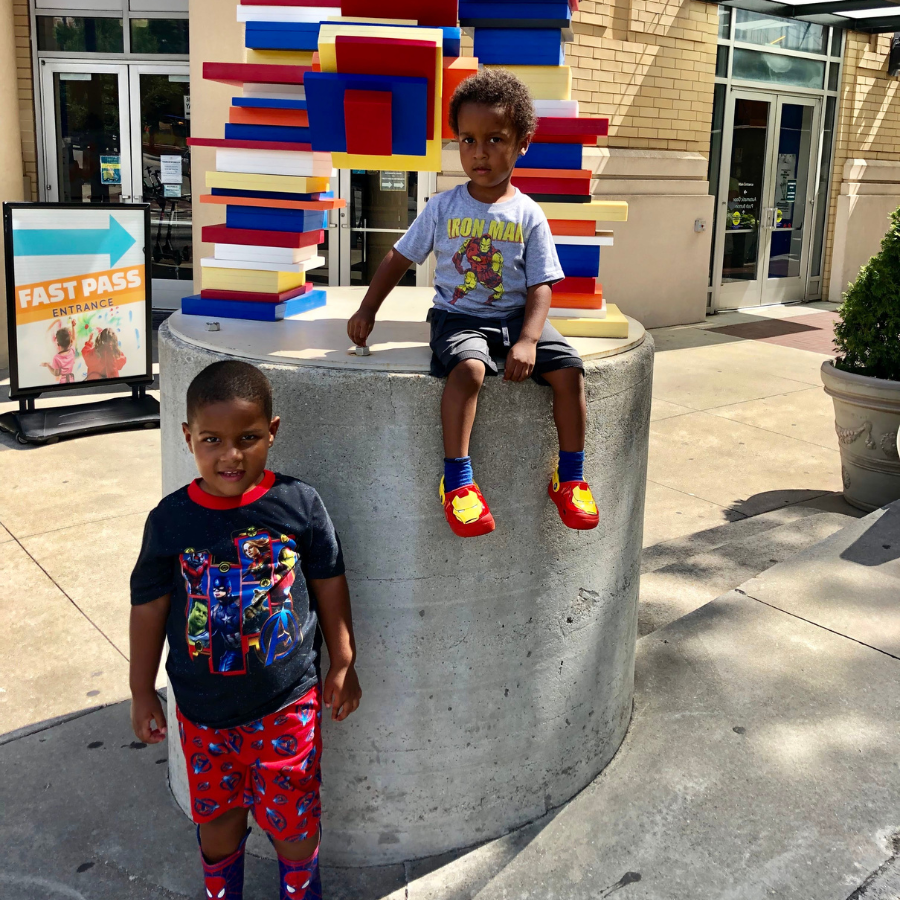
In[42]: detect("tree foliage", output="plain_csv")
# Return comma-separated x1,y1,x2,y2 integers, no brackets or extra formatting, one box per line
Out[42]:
834,205,900,382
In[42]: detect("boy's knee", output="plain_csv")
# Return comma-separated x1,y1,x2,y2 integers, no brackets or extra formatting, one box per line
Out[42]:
449,359,486,390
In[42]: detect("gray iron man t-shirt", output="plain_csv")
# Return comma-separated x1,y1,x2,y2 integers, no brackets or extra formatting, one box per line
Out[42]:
394,184,564,318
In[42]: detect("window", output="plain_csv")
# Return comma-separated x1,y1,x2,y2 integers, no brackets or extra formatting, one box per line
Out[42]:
130,18,190,55
734,10,827,55
732,48,825,89
37,16,124,53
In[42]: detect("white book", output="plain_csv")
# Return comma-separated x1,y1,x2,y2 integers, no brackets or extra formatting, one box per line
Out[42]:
533,99,579,118
202,256,325,274
242,83,306,99
553,233,615,247
550,306,607,319
237,5,340,23
214,243,318,265
216,149,334,178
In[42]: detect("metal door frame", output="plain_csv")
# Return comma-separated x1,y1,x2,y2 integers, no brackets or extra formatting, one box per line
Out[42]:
39,60,134,203
711,87,823,312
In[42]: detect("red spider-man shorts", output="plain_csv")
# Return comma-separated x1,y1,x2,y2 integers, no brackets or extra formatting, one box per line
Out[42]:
176,685,322,842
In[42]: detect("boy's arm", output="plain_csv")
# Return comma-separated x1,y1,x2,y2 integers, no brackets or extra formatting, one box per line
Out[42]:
310,574,362,721
130,594,170,743
347,249,414,347
505,282,553,382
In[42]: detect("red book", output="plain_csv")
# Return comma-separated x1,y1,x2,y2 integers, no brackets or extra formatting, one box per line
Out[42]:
536,117,610,137
340,0,458,28
202,225,325,248
511,175,591,196
547,220,595,236
188,137,313,152
229,107,309,128
241,0,334,5
203,62,311,87
553,277,596,294
531,134,600,145
344,89,393,156
200,284,314,303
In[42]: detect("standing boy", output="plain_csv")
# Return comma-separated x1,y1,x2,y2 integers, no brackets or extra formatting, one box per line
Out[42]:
130,360,361,900
347,68,599,538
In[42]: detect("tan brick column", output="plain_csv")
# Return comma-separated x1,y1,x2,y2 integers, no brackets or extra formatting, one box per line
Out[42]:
0,0,26,369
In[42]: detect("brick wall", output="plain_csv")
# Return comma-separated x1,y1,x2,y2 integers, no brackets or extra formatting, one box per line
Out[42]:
14,0,37,200
567,0,718,154
823,31,900,291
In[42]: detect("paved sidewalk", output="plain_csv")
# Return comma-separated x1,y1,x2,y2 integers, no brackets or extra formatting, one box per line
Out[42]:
3,299,895,900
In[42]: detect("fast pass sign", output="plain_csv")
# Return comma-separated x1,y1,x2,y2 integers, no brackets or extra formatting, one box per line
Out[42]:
3,204,153,398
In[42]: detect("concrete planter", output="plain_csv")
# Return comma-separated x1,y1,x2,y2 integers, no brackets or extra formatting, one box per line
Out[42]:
821,360,900,511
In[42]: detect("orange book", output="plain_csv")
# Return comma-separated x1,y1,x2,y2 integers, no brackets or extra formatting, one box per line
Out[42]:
200,195,345,211
229,106,309,128
547,219,595,236
550,286,604,308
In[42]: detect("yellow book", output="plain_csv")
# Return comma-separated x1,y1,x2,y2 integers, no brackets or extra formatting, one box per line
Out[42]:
486,65,571,100
539,201,629,222
206,171,331,194
202,266,306,293
244,48,315,66
550,304,629,338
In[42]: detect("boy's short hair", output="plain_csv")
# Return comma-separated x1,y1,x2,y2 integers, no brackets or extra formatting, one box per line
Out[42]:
449,68,536,141
56,328,71,350
186,360,273,424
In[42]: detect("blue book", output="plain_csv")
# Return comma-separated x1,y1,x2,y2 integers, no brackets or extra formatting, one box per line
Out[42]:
473,28,564,66
181,290,327,322
460,1,571,22
224,123,312,144
245,21,320,51
232,97,308,111
225,207,328,233
556,244,601,278
516,142,582,170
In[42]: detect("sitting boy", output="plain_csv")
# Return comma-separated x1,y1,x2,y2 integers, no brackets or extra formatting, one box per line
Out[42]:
129,360,361,900
347,67,599,538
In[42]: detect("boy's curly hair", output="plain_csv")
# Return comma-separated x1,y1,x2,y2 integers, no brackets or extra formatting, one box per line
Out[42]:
448,68,536,140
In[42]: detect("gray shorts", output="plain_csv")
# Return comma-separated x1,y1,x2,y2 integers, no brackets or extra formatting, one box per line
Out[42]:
428,308,583,386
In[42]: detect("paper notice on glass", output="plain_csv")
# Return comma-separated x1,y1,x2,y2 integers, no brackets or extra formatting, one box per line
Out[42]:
160,155,183,185
164,184,182,198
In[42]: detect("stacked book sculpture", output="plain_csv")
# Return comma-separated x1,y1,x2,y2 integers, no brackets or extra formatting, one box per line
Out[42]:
183,0,629,333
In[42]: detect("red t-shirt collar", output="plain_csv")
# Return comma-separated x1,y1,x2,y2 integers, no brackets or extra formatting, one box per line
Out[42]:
187,469,276,510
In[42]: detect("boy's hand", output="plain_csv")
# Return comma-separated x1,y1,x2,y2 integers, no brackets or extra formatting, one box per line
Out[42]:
323,663,362,722
131,689,168,744
505,339,537,382
348,307,375,347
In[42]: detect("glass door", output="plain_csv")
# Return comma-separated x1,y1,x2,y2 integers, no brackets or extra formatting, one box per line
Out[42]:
129,65,192,307
714,90,821,309
40,62,133,205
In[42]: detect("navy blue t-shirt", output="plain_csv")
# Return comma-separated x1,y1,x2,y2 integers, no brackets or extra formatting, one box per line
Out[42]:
130,471,344,729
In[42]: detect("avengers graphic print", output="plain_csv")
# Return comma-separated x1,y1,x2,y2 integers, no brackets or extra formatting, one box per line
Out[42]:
178,685,322,841
394,184,563,318
131,472,344,729
182,530,301,676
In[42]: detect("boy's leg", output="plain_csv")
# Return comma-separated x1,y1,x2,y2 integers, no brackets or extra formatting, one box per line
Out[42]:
441,359,486,458
542,366,586,454
198,812,251,900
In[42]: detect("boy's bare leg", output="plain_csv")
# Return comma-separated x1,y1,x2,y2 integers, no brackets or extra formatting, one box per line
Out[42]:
272,833,320,861
199,808,250,862
441,359,486,458
542,367,586,453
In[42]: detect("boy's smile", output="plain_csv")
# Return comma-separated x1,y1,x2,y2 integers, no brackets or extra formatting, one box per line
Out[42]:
182,398,280,498
456,103,531,205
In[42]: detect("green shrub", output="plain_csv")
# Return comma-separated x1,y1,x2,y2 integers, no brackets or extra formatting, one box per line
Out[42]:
833,205,900,381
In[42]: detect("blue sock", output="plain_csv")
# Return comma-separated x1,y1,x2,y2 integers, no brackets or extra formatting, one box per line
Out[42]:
558,450,585,483
444,457,474,492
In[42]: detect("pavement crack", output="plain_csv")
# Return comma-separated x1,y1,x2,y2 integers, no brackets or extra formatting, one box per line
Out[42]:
735,589,900,661
9,534,129,664
845,831,900,899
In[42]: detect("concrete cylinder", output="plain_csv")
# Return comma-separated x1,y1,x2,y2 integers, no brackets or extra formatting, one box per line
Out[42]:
159,300,653,866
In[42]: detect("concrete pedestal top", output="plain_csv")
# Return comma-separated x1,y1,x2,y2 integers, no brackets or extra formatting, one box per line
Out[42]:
166,285,646,372
160,287,654,866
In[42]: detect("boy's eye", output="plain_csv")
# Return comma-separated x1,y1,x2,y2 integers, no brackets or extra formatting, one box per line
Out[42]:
242,434,259,441
203,437,219,444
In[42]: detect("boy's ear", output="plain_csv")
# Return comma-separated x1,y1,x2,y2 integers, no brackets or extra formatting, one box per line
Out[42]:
268,416,281,444
182,422,193,450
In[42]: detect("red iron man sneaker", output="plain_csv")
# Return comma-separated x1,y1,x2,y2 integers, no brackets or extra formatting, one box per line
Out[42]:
548,470,599,530
440,477,496,538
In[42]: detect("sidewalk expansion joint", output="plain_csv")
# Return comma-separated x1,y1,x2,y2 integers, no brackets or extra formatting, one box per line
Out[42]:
845,832,900,899
735,589,900,662
9,533,129,664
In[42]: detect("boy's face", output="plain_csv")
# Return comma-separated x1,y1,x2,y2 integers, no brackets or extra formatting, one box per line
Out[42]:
456,103,530,191
182,398,280,498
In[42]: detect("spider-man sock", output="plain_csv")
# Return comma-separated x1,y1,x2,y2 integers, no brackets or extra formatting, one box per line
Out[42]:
199,826,249,900
558,450,585,483
278,844,322,900
444,456,474,492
